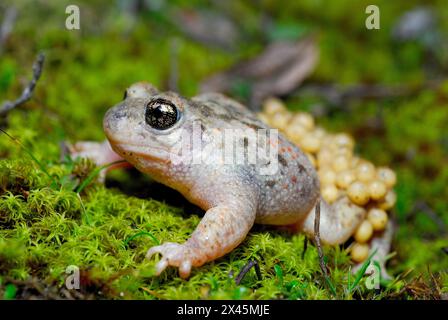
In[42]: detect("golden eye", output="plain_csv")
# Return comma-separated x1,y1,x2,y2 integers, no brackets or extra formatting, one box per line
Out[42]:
145,98,179,130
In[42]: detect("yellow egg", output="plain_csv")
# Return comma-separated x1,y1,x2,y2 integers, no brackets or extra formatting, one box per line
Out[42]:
285,125,307,144
356,162,376,182
317,149,333,168
367,208,388,231
377,167,397,188
354,220,374,243
290,112,315,130
347,181,370,205
336,170,356,189
322,184,339,203
301,134,321,153
271,112,291,129
313,127,327,139
351,243,370,263
320,135,334,147
377,190,397,210
332,155,350,172
368,180,387,200
263,98,286,115
335,146,353,159
318,168,336,185
350,156,361,169
333,133,355,149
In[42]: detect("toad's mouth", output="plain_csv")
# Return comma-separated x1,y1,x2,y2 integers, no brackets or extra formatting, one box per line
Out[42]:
107,138,172,165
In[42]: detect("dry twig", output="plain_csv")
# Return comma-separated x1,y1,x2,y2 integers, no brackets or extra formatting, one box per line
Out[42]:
201,37,318,109
301,236,308,260
234,259,262,285
0,52,45,116
314,198,329,278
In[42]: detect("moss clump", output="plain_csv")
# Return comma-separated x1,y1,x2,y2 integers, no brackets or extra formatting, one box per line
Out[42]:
0,157,346,299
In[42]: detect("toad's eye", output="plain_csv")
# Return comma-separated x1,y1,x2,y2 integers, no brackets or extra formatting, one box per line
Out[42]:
145,98,179,130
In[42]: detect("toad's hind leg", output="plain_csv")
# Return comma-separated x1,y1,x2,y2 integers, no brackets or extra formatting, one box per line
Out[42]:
301,196,366,245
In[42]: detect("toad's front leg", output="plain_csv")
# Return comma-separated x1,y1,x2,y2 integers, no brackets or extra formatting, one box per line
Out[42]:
147,186,257,279
68,140,129,182
69,140,123,166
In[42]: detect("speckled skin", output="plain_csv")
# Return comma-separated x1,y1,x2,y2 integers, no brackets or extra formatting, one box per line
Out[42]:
73,82,366,278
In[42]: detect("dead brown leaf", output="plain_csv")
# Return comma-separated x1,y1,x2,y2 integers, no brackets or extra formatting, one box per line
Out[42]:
200,36,318,109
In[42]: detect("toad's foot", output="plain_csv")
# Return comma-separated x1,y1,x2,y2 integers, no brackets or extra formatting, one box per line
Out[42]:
146,183,257,279
68,140,128,182
69,140,124,166
146,242,204,279
302,196,366,245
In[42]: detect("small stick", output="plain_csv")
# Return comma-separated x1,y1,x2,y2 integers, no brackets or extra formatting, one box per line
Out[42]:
0,52,45,116
427,266,441,298
235,259,262,285
301,236,308,259
314,198,328,277
253,260,262,281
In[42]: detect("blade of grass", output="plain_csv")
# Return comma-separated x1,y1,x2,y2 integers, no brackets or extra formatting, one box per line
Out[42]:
274,264,283,287
348,248,378,293
124,230,160,247
324,275,337,297
0,128,59,188
347,266,352,290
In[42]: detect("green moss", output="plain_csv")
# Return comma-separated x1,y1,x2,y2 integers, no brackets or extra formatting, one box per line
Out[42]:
1,156,409,299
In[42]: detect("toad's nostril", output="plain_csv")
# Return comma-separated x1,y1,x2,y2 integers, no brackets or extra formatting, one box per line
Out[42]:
103,105,126,134
113,110,127,119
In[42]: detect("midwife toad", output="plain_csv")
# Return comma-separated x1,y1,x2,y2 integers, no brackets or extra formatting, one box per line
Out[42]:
72,82,390,279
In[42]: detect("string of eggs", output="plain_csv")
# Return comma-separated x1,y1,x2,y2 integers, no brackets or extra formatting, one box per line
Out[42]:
258,98,397,263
